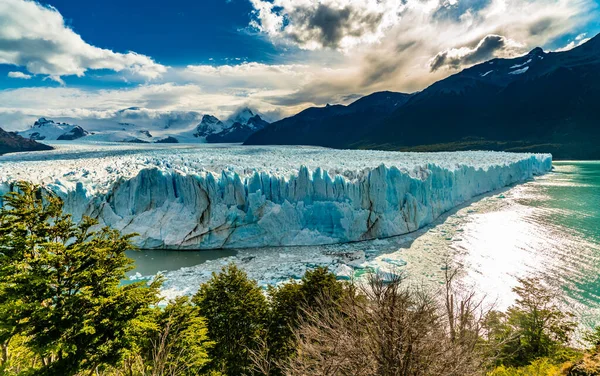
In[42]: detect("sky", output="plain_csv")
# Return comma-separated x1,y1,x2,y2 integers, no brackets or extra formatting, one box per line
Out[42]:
0,0,599,130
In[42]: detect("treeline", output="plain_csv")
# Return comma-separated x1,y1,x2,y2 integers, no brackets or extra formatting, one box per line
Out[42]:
1,183,600,376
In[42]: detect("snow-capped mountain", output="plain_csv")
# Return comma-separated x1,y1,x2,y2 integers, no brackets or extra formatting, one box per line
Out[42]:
14,108,269,145
193,115,226,138
229,108,258,126
194,108,270,143
17,117,158,144
83,129,157,143
16,109,205,144
18,118,89,141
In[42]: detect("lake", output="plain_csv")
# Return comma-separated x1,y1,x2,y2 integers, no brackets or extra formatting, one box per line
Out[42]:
128,161,600,326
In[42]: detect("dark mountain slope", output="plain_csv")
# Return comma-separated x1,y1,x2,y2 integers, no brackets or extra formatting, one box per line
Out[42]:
244,91,412,148
0,127,53,155
247,34,600,159
356,35,600,159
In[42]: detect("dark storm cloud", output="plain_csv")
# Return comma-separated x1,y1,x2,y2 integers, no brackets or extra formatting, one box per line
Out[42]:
361,40,417,86
528,17,562,36
429,35,521,71
286,4,384,49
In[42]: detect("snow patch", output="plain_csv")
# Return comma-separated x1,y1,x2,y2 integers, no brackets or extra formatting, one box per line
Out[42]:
509,66,529,75
510,59,532,69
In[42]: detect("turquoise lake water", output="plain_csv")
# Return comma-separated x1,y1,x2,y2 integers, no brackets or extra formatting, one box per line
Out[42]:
450,161,600,326
522,162,600,320
128,161,600,325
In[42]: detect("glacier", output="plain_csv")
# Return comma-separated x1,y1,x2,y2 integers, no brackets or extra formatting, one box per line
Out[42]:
0,143,552,250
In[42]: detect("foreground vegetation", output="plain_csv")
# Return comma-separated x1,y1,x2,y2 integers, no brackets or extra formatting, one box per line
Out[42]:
1,182,600,375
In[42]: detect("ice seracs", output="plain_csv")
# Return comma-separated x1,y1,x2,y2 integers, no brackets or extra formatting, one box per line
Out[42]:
0,143,553,250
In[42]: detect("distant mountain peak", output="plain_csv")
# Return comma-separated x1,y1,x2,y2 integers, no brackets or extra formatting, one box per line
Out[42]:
117,107,141,113
528,47,545,56
194,108,269,143
238,107,254,115
201,114,222,124
34,117,54,127
228,107,257,125
194,115,226,138
20,118,88,141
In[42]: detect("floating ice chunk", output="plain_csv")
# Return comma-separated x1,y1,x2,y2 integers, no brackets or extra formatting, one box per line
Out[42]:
381,257,408,267
333,264,355,280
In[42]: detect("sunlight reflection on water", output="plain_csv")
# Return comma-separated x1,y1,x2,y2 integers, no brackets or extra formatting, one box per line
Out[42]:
453,162,600,327
131,162,600,327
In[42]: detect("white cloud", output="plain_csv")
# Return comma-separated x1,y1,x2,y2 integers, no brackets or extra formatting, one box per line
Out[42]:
0,0,167,81
0,0,597,132
0,82,310,131
555,33,592,52
180,62,313,90
249,0,597,94
7,71,32,79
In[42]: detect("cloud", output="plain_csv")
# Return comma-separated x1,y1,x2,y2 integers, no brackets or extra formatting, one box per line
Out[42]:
555,33,591,52
0,0,597,131
7,71,32,79
179,62,314,91
429,34,524,71
0,82,309,131
0,59,370,131
0,0,167,81
249,0,403,50
249,0,597,97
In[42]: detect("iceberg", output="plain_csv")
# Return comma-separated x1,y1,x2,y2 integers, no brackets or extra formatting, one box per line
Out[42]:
0,143,552,250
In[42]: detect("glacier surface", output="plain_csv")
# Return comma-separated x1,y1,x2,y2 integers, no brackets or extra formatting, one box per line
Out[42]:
0,143,552,249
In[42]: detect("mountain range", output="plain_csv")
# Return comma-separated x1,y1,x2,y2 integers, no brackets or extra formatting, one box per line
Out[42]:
245,92,412,148
5,108,270,149
193,108,270,143
3,34,600,158
18,118,89,141
246,33,600,159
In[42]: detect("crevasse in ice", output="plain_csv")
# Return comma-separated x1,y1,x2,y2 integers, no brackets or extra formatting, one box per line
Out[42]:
0,143,552,249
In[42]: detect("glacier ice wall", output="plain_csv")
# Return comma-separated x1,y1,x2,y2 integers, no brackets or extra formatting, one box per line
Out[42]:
0,144,552,249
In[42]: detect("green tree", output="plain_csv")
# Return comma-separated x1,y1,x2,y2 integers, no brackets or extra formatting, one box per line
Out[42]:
136,296,214,376
0,182,160,375
265,267,345,375
487,277,576,367
582,326,600,350
193,264,268,375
